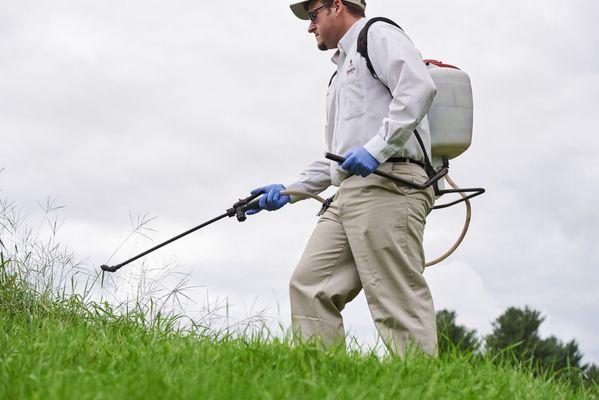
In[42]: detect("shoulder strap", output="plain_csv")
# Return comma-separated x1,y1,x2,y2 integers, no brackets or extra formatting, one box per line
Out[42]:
329,18,402,87
357,19,435,174
357,17,403,81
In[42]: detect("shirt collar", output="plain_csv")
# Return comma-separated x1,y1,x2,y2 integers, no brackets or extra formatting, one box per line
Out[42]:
331,18,367,66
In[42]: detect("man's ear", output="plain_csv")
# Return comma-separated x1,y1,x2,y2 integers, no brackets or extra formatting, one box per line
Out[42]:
332,0,344,15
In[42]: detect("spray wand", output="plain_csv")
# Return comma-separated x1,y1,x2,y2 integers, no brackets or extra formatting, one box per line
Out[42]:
100,152,484,273
100,193,262,273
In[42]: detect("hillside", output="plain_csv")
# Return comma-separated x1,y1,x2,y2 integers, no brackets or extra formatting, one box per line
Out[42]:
1,264,597,399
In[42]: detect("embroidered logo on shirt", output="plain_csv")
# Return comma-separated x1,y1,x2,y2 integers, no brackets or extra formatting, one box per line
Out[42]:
346,59,356,75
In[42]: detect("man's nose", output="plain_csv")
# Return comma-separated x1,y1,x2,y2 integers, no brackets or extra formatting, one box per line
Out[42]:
308,21,316,33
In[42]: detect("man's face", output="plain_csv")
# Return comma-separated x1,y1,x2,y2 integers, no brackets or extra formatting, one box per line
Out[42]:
306,1,338,51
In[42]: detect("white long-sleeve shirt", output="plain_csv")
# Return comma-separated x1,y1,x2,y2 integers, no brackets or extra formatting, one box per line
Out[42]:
287,18,436,199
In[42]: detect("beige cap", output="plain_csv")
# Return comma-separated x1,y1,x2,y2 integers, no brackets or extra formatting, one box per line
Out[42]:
290,0,366,20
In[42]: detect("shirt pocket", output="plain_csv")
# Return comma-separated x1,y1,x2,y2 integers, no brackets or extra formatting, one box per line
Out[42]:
340,73,366,121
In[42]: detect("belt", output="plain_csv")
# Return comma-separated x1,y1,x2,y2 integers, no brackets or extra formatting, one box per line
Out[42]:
387,157,426,169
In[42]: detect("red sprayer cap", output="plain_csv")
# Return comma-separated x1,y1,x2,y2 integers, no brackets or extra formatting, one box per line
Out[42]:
424,59,460,70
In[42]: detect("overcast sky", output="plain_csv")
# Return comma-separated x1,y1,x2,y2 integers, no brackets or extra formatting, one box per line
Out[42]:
1,1,598,362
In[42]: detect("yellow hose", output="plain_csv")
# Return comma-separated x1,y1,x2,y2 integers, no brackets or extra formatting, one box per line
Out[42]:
280,190,326,204
424,175,471,267
280,174,472,268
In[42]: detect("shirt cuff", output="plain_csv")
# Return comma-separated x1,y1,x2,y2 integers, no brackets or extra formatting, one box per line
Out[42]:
363,134,391,163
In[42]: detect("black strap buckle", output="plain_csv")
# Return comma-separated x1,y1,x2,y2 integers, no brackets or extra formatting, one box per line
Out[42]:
317,196,335,217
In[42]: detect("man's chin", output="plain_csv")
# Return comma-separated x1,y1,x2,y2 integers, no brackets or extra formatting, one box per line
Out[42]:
317,41,328,51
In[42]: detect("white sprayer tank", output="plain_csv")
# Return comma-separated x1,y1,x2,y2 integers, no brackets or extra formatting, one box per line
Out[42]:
425,60,473,164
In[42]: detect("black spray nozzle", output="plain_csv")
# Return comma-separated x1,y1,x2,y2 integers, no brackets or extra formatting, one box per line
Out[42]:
100,264,119,273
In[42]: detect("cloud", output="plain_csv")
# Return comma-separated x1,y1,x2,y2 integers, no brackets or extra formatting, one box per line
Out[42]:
427,261,502,335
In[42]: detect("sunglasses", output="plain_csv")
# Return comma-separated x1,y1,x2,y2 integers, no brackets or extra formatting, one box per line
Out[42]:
308,4,330,23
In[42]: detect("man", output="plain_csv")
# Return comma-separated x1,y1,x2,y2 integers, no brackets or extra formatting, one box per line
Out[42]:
250,0,438,355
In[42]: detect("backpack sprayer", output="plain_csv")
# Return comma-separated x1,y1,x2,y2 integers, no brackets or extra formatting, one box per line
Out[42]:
100,18,485,273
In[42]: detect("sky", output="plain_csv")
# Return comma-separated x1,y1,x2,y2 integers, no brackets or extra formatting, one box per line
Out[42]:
1,1,598,362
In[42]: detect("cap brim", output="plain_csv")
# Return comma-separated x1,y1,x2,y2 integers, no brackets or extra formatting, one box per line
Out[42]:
290,2,310,20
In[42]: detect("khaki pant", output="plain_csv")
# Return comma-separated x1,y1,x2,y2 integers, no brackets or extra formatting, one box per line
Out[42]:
289,162,437,355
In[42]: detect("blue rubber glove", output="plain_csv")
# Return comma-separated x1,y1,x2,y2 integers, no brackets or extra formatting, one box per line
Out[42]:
339,147,379,177
246,184,290,215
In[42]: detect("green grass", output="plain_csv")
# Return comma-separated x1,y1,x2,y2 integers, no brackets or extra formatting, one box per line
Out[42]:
1,264,598,400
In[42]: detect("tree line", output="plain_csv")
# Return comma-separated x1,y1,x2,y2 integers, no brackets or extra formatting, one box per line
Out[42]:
436,307,598,386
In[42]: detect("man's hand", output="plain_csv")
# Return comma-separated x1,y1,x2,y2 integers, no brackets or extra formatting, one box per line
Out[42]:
340,147,379,177
247,184,291,215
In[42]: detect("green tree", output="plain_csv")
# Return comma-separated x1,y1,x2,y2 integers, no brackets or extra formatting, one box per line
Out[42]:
486,306,543,361
535,336,583,372
486,306,583,372
436,309,480,355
